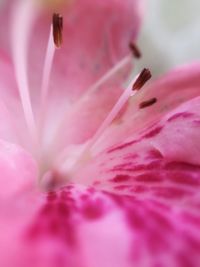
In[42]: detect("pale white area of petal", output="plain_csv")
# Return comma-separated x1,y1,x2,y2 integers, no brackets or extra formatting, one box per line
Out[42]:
79,212,133,267
0,139,38,199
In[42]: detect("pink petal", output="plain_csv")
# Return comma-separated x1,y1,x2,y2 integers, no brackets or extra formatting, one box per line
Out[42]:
54,62,200,154
48,0,143,99
2,66,200,267
31,0,143,126
0,52,30,145
94,63,200,151
0,139,37,199
0,0,143,100
0,0,144,149
2,181,200,267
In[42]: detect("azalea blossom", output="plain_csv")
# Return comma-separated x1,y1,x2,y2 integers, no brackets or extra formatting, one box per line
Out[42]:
1,0,200,267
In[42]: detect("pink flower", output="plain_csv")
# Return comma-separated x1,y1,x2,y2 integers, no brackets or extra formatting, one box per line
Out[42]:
0,0,200,267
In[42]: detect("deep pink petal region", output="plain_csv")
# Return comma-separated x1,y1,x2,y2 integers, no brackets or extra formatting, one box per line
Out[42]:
2,183,200,267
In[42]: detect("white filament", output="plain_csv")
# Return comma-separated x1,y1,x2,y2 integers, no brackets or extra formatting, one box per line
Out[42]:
40,25,55,116
87,54,132,94
56,71,140,174
51,53,133,152
11,0,37,143
38,25,56,142
79,73,139,153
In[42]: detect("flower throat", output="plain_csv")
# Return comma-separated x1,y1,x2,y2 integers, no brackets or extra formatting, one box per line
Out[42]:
11,1,153,183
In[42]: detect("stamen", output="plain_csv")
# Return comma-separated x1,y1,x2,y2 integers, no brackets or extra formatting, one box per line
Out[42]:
86,69,151,150
56,68,152,174
129,42,141,59
39,13,63,142
87,55,132,94
40,24,55,110
11,0,38,143
51,53,133,153
139,97,157,109
52,13,63,48
132,68,151,91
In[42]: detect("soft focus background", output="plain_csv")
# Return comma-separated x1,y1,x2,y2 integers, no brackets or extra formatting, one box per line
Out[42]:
136,0,200,78
0,0,199,78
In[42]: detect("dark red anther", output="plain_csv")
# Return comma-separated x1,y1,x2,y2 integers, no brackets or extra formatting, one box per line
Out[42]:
52,13,63,48
129,42,141,59
139,97,157,109
132,68,152,91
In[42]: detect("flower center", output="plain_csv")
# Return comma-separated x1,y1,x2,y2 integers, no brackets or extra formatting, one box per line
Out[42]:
10,1,153,188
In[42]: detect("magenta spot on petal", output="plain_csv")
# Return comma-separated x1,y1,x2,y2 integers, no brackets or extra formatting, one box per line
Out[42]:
47,191,57,201
63,222,76,246
107,139,139,153
111,161,162,172
164,161,200,172
184,234,200,251
193,119,200,126
130,185,147,193
60,190,69,199
147,149,164,159
114,185,130,190
124,153,139,160
48,219,61,235
152,186,192,199
27,188,78,247
135,173,162,183
131,164,147,171
82,199,104,220
111,174,132,182
27,223,43,240
127,211,145,230
93,180,101,186
106,192,126,206
112,163,146,172
57,202,71,217
168,172,200,186
176,252,195,267
182,214,200,226
167,112,193,122
80,194,89,201
145,160,162,170
150,210,173,231
143,126,163,139
147,231,169,253
39,203,55,216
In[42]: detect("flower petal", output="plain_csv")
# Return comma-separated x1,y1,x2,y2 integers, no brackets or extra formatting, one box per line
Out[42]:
65,66,200,266
0,52,31,146
92,62,200,151
2,182,200,267
0,138,37,199
2,91,200,266
0,0,143,99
